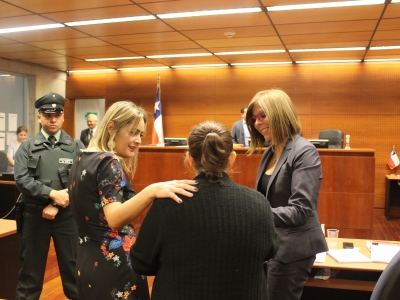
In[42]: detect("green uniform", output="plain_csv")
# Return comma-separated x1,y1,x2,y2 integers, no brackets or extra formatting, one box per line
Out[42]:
14,130,85,300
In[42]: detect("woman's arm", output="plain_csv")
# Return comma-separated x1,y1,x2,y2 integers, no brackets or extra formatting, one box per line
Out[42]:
7,157,15,167
104,179,197,230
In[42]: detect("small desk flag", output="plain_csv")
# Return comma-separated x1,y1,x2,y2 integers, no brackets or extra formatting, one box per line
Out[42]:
152,74,164,144
388,147,400,170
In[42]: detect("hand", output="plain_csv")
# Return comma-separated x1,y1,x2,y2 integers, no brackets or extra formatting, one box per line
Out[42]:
49,189,69,208
150,180,198,203
42,205,59,220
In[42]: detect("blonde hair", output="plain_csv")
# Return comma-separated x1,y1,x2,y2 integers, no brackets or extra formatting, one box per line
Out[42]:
187,120,233,183
246,89,301,154
89,101,147,175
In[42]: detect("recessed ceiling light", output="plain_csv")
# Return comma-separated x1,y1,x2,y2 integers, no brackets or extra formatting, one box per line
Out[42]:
231,62,292,66
85,56,144,62
267,0,384,11
0,24,64,34
158,7,261,19
171,64,228,68
215,50,286,55
117,66,170,71
370,45,400,50
289,47,365,52
68,69,116,73
147,53,212,58
65,15,155,27
364,58,400,62
296,59,362,64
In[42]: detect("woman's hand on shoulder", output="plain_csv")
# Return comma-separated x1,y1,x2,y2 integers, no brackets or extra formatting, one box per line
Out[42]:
150,180,198,204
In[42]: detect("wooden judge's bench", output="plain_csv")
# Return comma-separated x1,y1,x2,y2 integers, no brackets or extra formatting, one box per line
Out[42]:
133,147,375,239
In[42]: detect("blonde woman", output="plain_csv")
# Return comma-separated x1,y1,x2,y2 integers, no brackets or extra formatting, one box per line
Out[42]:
68,101,197,299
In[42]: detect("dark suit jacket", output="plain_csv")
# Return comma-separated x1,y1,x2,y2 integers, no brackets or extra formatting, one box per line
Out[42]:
80,128,91,148
231,119,245,145
255,134,328,263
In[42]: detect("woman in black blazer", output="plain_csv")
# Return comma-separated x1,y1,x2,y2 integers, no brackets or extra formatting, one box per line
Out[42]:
246,89,328,300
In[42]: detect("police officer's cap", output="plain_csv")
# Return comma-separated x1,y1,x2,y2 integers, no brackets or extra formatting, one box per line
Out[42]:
34,93,65,114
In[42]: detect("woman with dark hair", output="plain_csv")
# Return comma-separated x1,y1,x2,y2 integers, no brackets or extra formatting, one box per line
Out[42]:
131,120,279,300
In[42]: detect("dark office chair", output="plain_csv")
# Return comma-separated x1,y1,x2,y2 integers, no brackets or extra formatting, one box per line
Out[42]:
0,151,8,172
319,129,344,149
370,250,400,300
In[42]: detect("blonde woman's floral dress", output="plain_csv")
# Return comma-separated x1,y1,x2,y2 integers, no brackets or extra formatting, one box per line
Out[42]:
68,152,150,300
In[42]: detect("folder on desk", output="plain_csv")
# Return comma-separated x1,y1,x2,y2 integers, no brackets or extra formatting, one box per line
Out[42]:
327,249,371,263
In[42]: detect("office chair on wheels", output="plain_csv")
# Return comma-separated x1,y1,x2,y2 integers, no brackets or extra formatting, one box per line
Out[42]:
319,129,344,149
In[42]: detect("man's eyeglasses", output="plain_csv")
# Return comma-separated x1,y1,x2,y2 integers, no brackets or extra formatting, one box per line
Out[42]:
248,111,267,124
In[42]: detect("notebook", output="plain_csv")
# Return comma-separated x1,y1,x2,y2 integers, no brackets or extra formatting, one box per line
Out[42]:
327,249,371,263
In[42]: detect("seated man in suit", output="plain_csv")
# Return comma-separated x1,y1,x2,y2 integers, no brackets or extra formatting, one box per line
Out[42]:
80,114,98,148
231,106,250,147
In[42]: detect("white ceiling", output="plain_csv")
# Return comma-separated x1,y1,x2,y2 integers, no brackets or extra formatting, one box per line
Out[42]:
0,0,399,72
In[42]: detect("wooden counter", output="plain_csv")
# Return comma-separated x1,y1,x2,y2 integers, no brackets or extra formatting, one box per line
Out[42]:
0,219,20,299
134,146,375,239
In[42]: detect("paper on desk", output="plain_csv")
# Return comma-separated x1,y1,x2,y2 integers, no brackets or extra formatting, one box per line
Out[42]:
327,249,371,263
315,251,327,263
368,242,400,263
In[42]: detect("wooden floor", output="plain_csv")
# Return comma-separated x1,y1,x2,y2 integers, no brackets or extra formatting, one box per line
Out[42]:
40,215,400,299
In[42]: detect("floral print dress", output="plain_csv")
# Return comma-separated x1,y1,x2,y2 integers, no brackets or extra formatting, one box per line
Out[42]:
68,152,150,300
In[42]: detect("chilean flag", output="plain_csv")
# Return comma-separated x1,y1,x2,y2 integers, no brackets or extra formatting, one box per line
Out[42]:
152,74,164,144
388,148,400,170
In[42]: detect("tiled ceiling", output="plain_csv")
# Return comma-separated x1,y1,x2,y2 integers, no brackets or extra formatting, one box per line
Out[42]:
0,0,399,72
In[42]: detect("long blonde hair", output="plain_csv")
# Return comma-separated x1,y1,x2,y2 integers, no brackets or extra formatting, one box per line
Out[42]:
246,89,301,154
89,101,147,176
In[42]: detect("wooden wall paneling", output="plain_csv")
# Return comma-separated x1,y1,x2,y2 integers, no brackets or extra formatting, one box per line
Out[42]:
66,63,400,216
66,72,108,99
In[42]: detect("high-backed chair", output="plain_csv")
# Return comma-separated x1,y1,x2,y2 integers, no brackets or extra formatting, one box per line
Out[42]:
0,151,8,172
370,249,400,300
319,129,344,149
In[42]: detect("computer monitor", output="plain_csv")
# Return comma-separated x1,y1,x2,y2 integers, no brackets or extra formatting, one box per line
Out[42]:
164,137,188,146
308,139,329,148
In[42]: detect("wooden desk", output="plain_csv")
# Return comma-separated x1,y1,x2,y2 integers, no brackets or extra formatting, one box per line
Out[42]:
0,219,21,299
135,146,375,239
305,237,398,294
385,174,400,220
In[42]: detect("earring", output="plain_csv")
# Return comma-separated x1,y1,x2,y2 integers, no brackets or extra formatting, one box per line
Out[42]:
107,140,115,150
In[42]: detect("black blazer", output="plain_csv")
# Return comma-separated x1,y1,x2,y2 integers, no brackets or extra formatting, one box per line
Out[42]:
231,119,245,145
255,134,328,263
80,128,90,148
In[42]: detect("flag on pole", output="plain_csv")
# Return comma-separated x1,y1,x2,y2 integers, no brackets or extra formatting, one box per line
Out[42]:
388,146,400,170
152,74,164,144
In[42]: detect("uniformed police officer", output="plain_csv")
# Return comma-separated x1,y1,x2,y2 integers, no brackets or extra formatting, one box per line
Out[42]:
14,93,85,300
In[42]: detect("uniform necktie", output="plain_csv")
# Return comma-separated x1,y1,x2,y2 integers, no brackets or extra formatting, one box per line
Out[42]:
48,135,56,148
89,129,93,141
